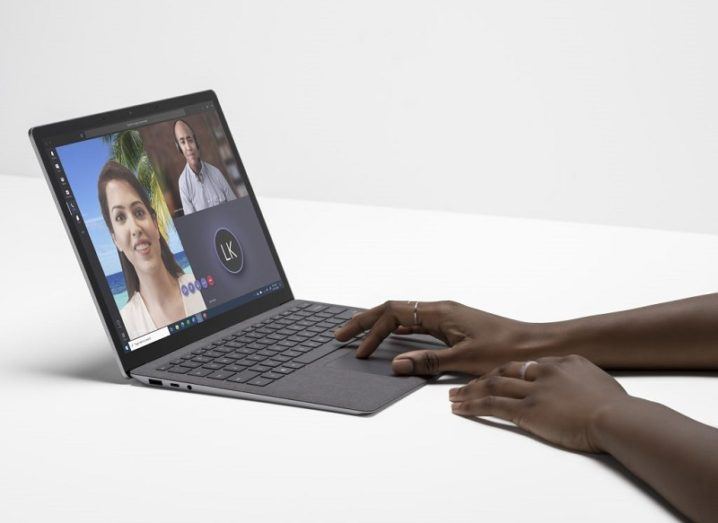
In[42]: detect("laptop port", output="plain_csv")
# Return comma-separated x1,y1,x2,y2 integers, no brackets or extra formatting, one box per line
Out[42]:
149,379,163,386
170,383,179,388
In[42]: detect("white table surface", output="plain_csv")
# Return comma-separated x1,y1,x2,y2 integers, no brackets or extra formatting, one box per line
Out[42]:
1,174,717,522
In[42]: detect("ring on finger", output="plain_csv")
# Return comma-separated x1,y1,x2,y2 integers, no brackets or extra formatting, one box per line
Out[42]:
519,360,538,380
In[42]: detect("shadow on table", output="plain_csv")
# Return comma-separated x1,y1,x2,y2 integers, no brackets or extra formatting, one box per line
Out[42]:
32,351,130,385
462,416,690,522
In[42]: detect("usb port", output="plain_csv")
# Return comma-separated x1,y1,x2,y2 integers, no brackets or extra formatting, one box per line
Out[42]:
149,379,163,386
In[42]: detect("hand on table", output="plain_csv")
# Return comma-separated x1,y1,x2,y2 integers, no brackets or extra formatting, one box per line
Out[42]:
334,300,541,376
449,355,629,452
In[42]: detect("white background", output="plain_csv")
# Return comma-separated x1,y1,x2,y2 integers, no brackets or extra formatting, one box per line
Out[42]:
3,0,718,234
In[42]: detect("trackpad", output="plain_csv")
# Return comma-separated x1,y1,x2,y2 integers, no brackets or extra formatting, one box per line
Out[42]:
326,336,443,377
326,348,396,376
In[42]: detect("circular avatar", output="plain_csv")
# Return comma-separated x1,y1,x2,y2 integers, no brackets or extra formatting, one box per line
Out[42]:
214,228,245,274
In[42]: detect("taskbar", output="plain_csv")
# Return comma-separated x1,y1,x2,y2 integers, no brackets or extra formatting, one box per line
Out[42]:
123,280,284,352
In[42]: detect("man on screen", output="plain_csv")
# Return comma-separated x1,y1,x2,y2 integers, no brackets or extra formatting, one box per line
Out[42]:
174,119,236,215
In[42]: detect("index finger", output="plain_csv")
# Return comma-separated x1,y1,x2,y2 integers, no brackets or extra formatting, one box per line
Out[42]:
334,301,407,341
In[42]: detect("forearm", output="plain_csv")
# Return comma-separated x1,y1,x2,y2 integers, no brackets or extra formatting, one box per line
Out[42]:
589,397,718,522
527,293,718,369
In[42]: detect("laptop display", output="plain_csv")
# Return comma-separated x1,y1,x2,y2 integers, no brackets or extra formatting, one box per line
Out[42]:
47,100,283,353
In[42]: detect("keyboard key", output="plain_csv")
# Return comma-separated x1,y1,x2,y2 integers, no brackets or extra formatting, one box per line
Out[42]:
257,349,279,357
301,341,322,348
281,350,302,358
284,362,305,369
168,366,189,374
325,306,347,314
249,364,272,373
228,370,259,383
188,368,213,377
260,359,280,367
274,366,295,374
215,357,235,365
271,355,291,362
247,354,268,362
254,338,274,346
262,372,283,380
179,361,202,369
278,340,298,347
193,356,212,363
169,359,184,365
288,333,311,340
155,364,171,371
202,363,223,370
225,364,248,372
305,303,328,312
213,346,233,354
334,309,358,319
205,350,224,358
248,377,272,387
247,343,264,350
207,370,236,380
235,348,256,355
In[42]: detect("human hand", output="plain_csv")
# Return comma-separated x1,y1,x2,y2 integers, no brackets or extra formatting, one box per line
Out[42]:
449,355,629,452
334,300,541,376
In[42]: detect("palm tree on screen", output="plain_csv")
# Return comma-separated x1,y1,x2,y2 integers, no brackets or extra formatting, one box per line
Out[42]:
102,130,172,242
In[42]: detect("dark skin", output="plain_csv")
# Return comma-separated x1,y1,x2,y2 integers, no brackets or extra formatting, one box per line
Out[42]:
334,296,718,522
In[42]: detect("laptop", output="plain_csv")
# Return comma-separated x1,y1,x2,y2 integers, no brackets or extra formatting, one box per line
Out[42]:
28,90,435,415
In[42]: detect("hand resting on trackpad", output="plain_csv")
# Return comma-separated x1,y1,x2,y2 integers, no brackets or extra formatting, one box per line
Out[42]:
326,336,443,377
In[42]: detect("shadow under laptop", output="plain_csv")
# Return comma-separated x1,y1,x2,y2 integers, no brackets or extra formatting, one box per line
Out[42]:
32,351,130,386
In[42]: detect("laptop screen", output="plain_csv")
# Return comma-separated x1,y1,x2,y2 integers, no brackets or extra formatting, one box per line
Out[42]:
48,100,284,354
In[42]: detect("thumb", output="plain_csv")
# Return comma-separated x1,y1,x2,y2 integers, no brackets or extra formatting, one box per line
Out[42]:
392,343,465,376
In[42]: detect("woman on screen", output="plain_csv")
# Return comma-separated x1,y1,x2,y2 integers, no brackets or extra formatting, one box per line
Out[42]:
98,161,206,339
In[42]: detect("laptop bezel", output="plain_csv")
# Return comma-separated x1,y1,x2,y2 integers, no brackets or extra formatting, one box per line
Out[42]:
29,90,294,376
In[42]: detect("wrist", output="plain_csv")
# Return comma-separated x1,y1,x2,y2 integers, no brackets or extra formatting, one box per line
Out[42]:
587,395,644,453
513,321,572,360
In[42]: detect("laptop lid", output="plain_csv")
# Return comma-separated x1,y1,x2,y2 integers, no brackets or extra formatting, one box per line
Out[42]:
29,90,294,377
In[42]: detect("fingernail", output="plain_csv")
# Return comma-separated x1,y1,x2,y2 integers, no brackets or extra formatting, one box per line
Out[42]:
449,388,458,399
451,402,461,411
392,358,414,375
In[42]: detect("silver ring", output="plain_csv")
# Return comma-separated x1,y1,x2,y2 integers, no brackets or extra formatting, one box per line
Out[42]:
519,361,538,380
413,301,420,326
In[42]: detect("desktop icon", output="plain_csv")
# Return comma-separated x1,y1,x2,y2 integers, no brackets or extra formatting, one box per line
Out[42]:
200,277,208,289
188,282,195,293
181,284,189,296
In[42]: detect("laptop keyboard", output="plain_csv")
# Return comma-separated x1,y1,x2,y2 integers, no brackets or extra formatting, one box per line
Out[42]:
155,303,358,387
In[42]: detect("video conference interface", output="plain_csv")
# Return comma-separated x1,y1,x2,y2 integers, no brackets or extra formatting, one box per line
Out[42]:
48,102,283,352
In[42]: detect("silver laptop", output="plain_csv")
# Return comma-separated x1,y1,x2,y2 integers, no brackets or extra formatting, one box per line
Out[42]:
29,90,434,415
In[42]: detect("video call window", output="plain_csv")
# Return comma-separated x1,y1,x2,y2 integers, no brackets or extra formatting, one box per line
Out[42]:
57,109,280,345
